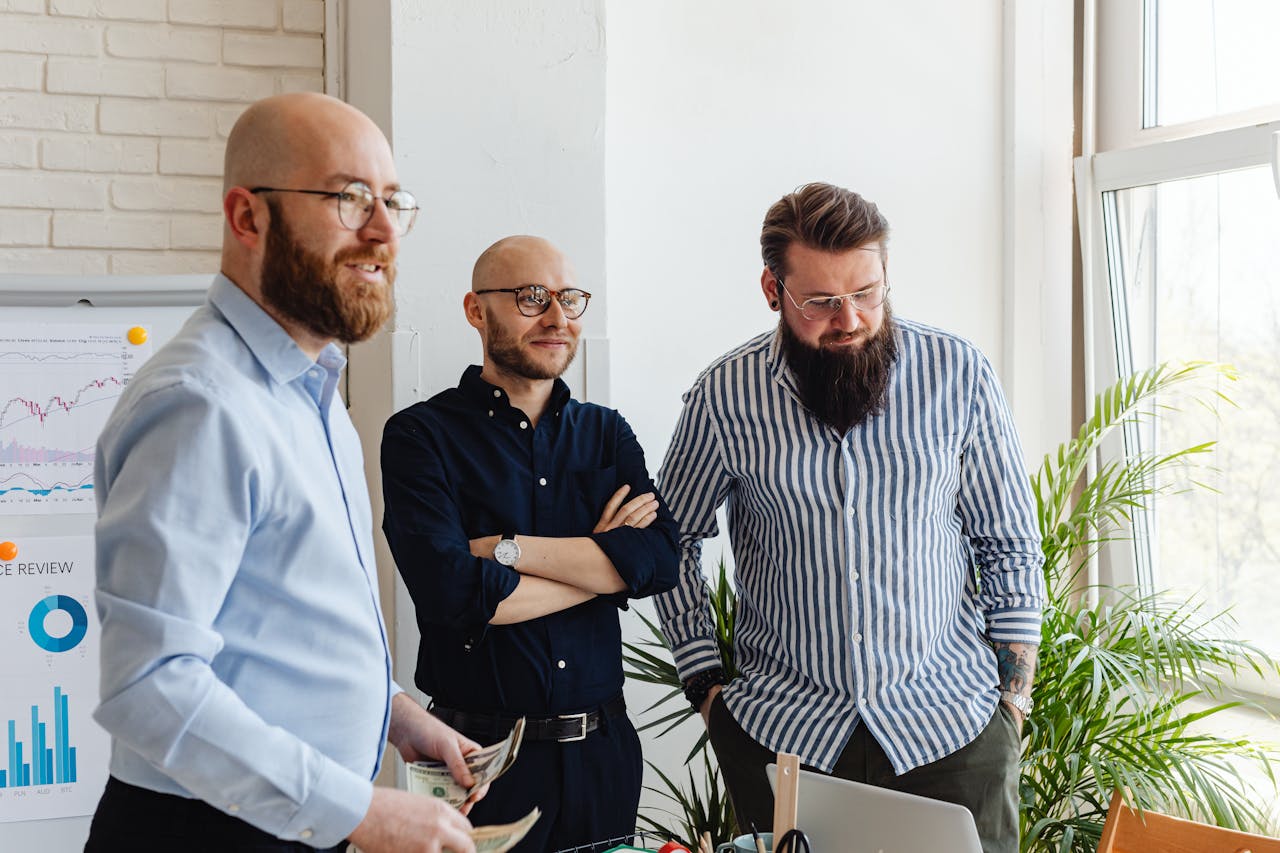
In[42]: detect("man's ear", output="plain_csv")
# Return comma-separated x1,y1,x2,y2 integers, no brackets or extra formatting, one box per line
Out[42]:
463,291,486,331
224,187,266,250
761,267,781,311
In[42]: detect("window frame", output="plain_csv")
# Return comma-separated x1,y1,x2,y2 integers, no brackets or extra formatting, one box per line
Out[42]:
1078,0,1280,700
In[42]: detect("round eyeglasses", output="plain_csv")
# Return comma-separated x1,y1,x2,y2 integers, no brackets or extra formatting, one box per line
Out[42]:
250,181,419,236
475,284,593,320
777,278,889,321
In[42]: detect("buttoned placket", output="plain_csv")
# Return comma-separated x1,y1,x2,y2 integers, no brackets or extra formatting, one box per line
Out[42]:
839,432,870,711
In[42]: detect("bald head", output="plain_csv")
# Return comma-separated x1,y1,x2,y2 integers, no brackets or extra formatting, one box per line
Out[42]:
472,235,572,293
223,93,388,191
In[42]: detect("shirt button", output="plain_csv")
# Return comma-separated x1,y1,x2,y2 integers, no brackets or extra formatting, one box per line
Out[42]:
493,389,501,398
299,829,313,840
851,571,860,582
557,659,566,669
519,420,528,430
227,804,240,813
488,410,494,417
846,505,856,516
539,477,547,486
853,632,863,643
858,695,866,705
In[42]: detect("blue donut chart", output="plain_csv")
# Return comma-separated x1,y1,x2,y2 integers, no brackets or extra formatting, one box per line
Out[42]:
28,595,89,653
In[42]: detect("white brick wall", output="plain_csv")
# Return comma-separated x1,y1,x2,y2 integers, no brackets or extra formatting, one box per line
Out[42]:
0,1,325,275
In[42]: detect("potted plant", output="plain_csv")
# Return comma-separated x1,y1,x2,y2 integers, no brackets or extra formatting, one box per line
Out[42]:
1021,361,1278,852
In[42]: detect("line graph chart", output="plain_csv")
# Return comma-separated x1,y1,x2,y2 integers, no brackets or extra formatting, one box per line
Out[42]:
0,325,152,515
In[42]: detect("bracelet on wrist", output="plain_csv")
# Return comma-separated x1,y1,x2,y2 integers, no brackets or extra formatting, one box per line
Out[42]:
683,668,726,710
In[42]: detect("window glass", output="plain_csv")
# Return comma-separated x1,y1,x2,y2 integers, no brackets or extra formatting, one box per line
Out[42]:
1148,1,1280,128
1105,165,1280,655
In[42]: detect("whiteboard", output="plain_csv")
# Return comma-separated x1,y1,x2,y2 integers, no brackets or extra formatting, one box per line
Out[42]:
0,274,207,850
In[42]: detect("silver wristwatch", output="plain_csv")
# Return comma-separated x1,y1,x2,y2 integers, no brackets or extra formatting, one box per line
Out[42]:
1001,690,1033,715
493,532,521,567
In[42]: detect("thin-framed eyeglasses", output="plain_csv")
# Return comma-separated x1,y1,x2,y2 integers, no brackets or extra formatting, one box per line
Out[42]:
776,277,889,321
249,181,419,236
474,284,593,320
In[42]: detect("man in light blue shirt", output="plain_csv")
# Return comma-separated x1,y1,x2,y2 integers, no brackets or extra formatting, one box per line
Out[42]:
87,93,481,853
656,182,1045,853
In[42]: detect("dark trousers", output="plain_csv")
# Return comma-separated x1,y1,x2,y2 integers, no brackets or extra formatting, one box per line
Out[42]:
707,694,1021,853
85,777,348,853
454,711,643,853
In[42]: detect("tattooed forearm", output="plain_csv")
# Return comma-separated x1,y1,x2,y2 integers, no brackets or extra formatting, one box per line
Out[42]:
994,642,1038,694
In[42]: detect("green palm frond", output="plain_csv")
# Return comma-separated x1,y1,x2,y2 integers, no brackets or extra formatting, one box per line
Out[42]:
1022,361,1280,852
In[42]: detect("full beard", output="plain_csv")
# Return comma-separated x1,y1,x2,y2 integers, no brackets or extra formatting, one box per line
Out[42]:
259,203,396,344
778,309,900,434
485,322,579,381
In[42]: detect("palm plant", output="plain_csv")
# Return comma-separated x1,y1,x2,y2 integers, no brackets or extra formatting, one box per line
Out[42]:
1022,361,1280,852
636,753,737,850
625,559,738,839
625,557,737,763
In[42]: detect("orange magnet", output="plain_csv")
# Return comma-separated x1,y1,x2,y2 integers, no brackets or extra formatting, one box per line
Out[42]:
127,326,148,345
0,541,17,561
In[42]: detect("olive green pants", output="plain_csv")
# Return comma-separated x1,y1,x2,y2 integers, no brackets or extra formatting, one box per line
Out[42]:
707,694,1021,853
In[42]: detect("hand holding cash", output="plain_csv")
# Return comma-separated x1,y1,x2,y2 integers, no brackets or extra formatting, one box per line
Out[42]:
407,717,526,808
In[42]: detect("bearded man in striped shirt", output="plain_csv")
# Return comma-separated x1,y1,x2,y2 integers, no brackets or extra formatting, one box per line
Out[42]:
654,182,1046,853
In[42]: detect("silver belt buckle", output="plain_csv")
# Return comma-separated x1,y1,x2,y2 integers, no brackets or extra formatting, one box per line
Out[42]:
556,712,589,742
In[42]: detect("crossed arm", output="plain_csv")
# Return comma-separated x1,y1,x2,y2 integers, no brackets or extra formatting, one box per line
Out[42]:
472,485,660,624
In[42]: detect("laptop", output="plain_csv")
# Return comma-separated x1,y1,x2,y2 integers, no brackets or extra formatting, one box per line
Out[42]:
766,764,984,853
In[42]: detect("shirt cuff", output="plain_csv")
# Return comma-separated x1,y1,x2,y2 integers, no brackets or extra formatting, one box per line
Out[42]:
589,527,649,594
279,759,372,848
986,607,1043,644
671,637,723,682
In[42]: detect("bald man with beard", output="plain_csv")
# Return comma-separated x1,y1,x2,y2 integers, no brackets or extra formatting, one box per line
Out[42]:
87,93,482,853
380,236,680,852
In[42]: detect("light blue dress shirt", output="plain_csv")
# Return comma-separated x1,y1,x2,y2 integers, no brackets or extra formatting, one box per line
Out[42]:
93,274,395,847
656,321,1046,775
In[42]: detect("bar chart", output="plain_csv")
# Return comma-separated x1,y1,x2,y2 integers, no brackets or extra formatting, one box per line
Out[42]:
0,535,108,824
2,686,78,790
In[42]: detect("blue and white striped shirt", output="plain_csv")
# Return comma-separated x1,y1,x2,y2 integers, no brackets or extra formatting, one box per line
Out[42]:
654,320,1045,774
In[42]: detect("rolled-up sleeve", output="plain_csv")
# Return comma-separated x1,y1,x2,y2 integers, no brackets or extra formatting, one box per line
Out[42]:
588,415,679,599
652,384,735,680
958,356,1047,645
381,412,521,633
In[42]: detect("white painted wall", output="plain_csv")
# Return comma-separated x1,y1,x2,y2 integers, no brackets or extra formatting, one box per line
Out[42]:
604,0,1073,821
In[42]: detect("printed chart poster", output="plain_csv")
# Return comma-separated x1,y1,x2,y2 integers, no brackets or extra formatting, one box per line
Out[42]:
0,535,108,822
0,323,153,515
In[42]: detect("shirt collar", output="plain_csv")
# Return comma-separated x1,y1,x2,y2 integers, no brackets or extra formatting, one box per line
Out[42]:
458,364,571,415
209,273,346,385
766,325,802,396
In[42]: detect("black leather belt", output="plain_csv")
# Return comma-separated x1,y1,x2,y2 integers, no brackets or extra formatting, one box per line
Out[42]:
430,695,626,743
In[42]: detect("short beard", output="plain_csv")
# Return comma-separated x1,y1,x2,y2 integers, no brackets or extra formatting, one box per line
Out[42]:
259,199,395,344
777,309,899,434
485,321,578,381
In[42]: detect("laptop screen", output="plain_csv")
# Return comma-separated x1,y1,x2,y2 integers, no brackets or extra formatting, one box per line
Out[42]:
765,764,984,853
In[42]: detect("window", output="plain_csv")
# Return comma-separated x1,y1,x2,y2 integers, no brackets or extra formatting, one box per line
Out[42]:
1081,2,1280,671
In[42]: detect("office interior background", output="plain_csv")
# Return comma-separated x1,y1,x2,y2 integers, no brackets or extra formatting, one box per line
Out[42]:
1,0,1278,848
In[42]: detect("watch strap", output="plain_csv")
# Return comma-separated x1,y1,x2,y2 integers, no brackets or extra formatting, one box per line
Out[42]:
1000,690,1033,715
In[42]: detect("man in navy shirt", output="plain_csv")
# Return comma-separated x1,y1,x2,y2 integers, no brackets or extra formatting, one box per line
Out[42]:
381,235,680,852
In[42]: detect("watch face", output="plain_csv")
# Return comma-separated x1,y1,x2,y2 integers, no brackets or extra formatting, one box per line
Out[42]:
494,538,520,566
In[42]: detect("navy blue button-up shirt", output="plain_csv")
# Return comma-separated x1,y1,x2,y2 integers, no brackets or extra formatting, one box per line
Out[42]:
381,365,679,715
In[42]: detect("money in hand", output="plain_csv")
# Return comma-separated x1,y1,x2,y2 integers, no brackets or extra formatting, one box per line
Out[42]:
469,807,541,853
407,717,526,807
